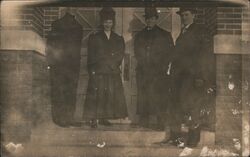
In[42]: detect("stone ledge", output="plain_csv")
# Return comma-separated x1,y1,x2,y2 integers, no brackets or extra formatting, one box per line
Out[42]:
214,34,249,54
1,50,49,143
0,30,46,55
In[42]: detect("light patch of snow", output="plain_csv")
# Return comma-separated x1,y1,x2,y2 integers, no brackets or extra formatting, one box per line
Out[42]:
179,147,193,156
97,142,106,148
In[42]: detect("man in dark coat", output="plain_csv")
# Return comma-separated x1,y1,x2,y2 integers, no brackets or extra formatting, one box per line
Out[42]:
155,7,215,147
134,7,174,129
83,7,128,128
46,12,83,127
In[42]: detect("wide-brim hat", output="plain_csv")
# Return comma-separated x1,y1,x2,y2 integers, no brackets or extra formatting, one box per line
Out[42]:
143,7,159,19
176,7,197,15
99,7,116,21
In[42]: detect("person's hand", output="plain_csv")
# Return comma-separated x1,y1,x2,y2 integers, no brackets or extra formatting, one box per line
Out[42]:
166,62,172,75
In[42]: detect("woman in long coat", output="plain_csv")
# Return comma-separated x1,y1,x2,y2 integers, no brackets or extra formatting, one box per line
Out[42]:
83,7,128,128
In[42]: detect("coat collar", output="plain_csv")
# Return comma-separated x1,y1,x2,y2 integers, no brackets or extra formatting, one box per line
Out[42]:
100,30,115,40
183,23,196,32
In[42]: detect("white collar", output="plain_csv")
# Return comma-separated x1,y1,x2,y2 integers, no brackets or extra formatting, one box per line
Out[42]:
104,31,111,39
183,23,193,29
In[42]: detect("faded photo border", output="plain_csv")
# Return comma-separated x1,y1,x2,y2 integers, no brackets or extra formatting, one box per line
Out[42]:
1,0,250,157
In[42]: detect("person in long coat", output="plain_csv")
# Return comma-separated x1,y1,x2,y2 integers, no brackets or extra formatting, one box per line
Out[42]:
134,7,174,129
46,12,83,127
155,7,215,147
83,7,128,128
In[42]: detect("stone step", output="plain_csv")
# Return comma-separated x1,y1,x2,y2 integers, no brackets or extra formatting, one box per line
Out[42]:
31,123,215,147
21,144,202,157
31,125,166,146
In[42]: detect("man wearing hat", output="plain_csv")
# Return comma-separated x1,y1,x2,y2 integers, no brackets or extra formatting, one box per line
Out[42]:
155,7,215,148
134,7,174,129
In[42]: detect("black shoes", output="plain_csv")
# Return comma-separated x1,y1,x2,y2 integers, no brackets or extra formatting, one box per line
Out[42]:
56,121,82,128
153,128,200,148
153,137,185,148
87,119,113,128
89,119,98,128
99,119,113,126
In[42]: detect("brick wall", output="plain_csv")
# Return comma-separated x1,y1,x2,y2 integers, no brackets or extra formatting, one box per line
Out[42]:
205,8,217,35
215,55,243,145
213,5,250,148
0,50,50,142
196,8,206,24
43,7,60,38
1,7,44,37
194,7,243,35
192,6,250,147
216,7,242,35
32,7,44,37
0,5,51,143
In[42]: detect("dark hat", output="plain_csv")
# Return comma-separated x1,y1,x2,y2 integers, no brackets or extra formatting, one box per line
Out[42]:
176,7,197,15
144,7,159,19
99,7,115,21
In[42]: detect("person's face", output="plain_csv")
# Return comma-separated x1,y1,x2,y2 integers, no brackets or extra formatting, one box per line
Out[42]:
145,16,158,29
103,19,113,31
180,11,195,26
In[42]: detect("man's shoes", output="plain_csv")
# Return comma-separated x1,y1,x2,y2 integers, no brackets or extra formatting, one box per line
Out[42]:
99,119,113,126
175,138,185,148
86,119,98,128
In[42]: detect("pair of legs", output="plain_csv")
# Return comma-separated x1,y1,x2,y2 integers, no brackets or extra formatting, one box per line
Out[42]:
155,107,201,148
155,71,202,147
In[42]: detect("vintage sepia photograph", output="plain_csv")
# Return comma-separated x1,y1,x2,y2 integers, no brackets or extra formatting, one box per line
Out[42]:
0,0,250,156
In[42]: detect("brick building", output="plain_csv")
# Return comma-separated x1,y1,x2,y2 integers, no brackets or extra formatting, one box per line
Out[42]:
0,1,250,156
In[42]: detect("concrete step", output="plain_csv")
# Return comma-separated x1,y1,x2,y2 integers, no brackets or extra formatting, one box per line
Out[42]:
21,144,202,157
31,124,166,146
17,123,215,157
31,123,215,147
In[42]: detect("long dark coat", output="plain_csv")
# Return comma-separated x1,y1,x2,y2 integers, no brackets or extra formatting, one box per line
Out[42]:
46,13,83,125
83,31,128,119
134,26,174,116
170,23,215,128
